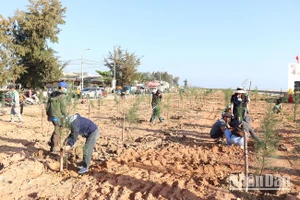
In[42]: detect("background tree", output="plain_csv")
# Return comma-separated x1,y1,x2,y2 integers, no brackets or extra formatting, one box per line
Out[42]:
11,0,67,88
152,71,161,81
0,15,25,85
140,72,154,82
104,45,141,86
173,76,179,86
147,71,178,87
95,70,112,86
133,72,147,83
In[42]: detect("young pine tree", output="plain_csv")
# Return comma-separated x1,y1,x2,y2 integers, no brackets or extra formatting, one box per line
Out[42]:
255,103,280,175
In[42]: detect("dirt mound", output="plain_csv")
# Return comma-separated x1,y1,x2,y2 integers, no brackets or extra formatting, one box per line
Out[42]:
86,143,242,199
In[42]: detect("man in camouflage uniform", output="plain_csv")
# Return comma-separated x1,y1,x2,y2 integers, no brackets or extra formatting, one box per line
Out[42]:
46,81,68,153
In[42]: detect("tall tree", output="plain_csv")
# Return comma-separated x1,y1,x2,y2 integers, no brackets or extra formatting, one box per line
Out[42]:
11,0,67,88
0,16,25,85
173,77,179,86
161,72,173,86
104,46,141,86
95,70,112,86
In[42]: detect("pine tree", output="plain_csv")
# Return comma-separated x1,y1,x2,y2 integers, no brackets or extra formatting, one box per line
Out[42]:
104,45,141,86
0,15,25,84
11,0,67,88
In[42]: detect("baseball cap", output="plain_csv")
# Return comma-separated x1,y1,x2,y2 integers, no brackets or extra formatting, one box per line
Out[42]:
58,81,68,88
225,105,231,109
8,84,16,89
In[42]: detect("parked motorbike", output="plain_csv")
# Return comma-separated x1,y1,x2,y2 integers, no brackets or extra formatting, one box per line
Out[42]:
24,94,39,105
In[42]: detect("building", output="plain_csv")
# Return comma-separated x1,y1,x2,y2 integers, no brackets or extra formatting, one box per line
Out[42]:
43,72,103,90
63,72,103,88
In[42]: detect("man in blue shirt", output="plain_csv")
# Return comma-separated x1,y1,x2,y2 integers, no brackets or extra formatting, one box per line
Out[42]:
64,113,100,174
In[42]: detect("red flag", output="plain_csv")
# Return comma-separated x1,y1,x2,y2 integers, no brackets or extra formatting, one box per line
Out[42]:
296,55,299,63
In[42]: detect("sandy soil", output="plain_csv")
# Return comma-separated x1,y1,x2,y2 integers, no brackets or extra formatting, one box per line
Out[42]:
0,90,299,200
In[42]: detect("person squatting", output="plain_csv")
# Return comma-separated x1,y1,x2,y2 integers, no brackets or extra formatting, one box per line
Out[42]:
210,86,261,149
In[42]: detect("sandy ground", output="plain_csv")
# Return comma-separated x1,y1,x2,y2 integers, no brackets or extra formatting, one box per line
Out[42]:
0,90,299,200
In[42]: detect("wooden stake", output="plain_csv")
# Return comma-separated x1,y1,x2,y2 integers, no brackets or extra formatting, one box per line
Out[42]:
244,129,248,192
41,104,44,135
60,148,64,172
122,112,125,141
178,98,180,117
65,152,68,170
88,103,91,119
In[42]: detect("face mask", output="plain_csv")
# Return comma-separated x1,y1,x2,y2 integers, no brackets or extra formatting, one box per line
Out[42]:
62,88,68,93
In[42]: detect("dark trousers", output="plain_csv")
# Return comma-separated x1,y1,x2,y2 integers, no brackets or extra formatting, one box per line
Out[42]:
49,120,62,152
150,106,162,123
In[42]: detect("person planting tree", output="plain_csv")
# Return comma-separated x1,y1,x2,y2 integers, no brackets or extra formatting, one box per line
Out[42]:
63,113,100,174
230,87,251,123
46,81,68,153
210,112,233,143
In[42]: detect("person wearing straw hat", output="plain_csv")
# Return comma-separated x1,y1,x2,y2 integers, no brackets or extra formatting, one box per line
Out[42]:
230,86,250,122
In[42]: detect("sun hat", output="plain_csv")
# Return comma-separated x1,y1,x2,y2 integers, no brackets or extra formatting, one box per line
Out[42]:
234,89,246,94
234,86,246,94
58,81,68,88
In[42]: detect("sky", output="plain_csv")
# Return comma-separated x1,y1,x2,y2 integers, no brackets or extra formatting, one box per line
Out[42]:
2,0,300,90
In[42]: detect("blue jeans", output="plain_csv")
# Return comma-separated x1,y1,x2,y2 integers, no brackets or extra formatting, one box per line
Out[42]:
82,129,100,168
224,129,244,146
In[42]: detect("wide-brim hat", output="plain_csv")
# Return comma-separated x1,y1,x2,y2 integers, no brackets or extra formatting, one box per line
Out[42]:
234,89,246,94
